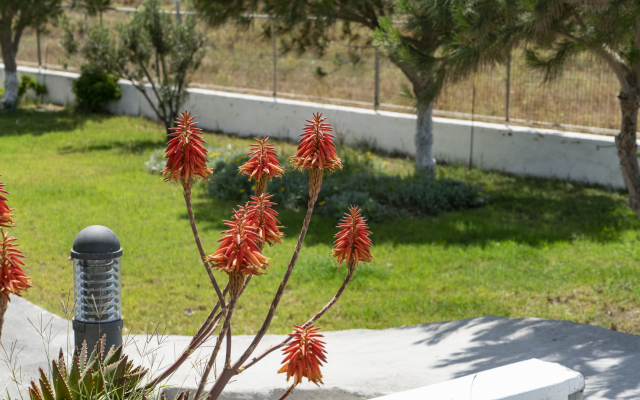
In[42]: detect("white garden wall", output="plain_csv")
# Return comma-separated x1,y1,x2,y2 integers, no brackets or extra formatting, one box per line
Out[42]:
1,64,633,189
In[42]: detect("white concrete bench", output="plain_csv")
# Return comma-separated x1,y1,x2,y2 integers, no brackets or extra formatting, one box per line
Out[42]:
371,359,584,400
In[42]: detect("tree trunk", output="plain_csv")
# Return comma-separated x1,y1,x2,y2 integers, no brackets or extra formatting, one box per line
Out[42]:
616,90,640,220
0,25,19,110
415,100,436,176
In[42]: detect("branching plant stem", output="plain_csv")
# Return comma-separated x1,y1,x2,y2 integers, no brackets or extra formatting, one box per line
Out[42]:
0,295,7,342
277,385,296,400
184,188,225,307
242,266,354,371
194,295,239,400
205,168,323,400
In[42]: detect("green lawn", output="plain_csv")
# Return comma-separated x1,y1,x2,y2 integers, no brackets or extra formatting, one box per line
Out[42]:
2,108,640,336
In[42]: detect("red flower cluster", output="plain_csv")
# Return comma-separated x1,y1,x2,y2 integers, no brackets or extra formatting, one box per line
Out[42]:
162,112,212,186
332,206,373,269
245,194,284,247
0,179,14,228
278,325,327,386
0,231,31,300
238,137,284,182
205,209,269,277
290,113,342,172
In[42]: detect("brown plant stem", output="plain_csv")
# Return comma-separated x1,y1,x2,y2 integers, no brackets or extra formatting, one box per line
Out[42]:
277,385,296,400
194,293,239,400
242,265,354,371
0,295,8,342
255,176,267,197
145,308,224,390
184,188,225,307
205,168,323,400
225,326,232,369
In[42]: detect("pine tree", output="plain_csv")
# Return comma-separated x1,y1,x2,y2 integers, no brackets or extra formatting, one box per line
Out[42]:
451,0,640,220
191,0,460,177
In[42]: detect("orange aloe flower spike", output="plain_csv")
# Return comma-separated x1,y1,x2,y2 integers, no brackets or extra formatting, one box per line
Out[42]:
239,137,284,182
204,208,269,277
0,231,32,300
245,193,285,247
0,178,15,228
161,111,213,189
290,113,342,173
278,325,327,386
331,206,373,270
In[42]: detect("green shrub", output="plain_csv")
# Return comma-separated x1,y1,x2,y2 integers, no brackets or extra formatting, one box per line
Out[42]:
14,74,47,104
198,146,488,221
72,65,121,113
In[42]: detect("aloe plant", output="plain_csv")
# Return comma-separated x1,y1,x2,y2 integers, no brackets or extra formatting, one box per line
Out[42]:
28,338,147,400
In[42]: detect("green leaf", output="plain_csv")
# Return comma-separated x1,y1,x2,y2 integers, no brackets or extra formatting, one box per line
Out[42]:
53,361,73,400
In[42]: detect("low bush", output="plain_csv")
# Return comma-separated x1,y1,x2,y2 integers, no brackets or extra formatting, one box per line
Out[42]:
18,74,47,102
72,65,121,113
196,146,487,221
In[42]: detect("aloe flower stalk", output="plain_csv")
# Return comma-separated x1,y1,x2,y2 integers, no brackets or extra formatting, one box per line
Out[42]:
0,178,14,228
278,325,327,387
205,208,269,296
291,113,343,201
163,112,225,308
161,111,212,190
0,230,32,340
205,114,344,399
239,206,374,373
332,205,373,271
239,137,284,196
245,194,284,247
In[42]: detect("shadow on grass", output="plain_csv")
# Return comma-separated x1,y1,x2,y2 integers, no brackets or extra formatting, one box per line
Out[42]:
190,173,638,247
0,108,115,137
58,139,163,154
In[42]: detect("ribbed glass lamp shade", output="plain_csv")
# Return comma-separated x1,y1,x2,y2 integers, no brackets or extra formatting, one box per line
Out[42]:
73,257,121,323
70,225,124,324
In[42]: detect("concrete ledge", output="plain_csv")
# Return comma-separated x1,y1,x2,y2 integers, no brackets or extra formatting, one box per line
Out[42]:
372,359,584,400
0,64,636,188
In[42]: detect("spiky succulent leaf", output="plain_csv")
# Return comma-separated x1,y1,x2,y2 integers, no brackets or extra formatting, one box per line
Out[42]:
84,343,101,375
53,361,73,400
92,369,105,393
29,384,43,400
113,366,148,393
79,342,88,371
57,349,67,377
80,367,94,397
102,345,123,366
38,378,55,400
68,349,82,397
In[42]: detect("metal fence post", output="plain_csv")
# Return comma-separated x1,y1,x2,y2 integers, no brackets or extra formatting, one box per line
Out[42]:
37,28,42,70
273,17,277,98
176,0,182,24
374,46,380,110
506,52,511,124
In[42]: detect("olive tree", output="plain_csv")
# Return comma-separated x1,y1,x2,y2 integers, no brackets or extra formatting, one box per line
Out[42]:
62,0,205,132
0,0,61,109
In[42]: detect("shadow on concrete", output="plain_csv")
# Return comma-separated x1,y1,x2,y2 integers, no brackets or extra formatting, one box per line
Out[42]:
407,317,640,399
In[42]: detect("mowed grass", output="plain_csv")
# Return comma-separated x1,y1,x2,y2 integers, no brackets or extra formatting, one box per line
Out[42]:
2,109,640,336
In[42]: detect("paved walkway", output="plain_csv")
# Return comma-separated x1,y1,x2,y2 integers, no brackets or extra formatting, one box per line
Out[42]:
2,296,640,399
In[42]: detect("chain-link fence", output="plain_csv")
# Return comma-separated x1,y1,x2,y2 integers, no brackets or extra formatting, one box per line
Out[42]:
5,5,623,135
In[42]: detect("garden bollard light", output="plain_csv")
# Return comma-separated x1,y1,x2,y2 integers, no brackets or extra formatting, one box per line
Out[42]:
71,225,123,354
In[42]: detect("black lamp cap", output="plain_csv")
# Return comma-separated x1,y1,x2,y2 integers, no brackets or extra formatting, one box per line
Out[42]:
71,225,123,260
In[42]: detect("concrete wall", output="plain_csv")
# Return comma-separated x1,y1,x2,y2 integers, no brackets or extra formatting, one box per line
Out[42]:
1,64,633,189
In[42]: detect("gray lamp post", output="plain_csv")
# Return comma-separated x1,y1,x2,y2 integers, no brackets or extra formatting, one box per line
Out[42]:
71,225,123,354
